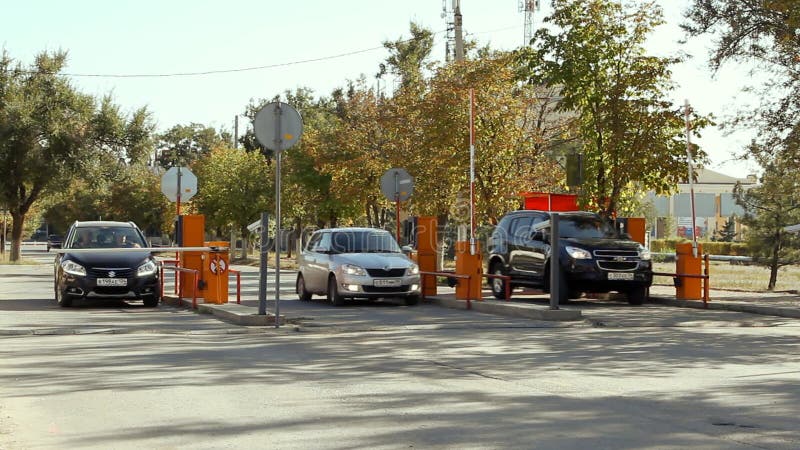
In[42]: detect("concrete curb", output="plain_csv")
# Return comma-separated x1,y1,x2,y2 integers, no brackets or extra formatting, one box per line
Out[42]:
162,295,285,326
648,296,800,319
424,296,583,321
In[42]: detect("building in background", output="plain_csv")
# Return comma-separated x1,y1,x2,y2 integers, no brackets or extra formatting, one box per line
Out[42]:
648,168,757,240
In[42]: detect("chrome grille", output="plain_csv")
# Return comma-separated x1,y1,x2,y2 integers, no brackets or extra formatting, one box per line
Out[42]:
87,268,134,278
597,261,639,271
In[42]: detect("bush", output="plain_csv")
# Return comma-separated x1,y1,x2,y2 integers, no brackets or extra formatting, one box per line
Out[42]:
650,239,748,256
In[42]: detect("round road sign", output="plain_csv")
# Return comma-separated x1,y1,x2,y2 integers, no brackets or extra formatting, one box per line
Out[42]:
380,168,414,202
254,102,303,152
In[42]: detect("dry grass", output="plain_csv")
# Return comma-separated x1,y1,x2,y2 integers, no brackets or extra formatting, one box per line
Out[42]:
653,261,800,292
0,253,36,265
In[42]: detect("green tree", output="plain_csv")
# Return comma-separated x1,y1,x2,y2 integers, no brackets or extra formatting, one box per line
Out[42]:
713,216,737,242
155,123,230,168
735,144,800,290
193,147,273,259
0,50,95,261
383,22,434,90
519,0,711,218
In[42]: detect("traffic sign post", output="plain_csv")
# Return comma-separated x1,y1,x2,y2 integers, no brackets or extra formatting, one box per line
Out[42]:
254,102,303,327
380,168,414,244
161,166,198,215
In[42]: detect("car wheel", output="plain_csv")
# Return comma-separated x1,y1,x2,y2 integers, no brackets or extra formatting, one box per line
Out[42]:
489,262,508,300
143,292,160,307
55,285,72,308
404,295,420,306
627,286,646,305
296,274,312,301
327,275,345,306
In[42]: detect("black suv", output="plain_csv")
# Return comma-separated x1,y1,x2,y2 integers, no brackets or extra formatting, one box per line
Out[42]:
487,210,653,305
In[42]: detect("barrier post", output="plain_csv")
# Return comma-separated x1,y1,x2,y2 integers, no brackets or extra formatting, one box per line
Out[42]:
455,241,483,301
416,216,438,297
676,242,703,300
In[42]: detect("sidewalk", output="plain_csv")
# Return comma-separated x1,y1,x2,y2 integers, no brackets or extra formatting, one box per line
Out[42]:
647,284,800,319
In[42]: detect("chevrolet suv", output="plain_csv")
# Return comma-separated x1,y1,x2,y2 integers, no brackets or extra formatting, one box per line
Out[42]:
487,210,653,305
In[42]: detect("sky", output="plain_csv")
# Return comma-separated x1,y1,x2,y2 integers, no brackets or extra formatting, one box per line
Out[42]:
2,0,762,178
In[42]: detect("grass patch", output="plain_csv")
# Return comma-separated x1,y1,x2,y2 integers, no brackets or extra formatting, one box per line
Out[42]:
0,253,37,265
653,261,800,292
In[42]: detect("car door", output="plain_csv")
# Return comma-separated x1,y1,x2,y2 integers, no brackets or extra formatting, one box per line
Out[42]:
528,214,551,279
305,231,333,293
508,215,536,274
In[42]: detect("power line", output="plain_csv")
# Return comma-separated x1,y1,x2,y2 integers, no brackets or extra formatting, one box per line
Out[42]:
16,25,522,79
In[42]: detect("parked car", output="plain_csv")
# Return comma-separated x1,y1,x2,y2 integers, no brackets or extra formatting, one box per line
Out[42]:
46,234,62,251
487,210,653,305
296,227,421,306
53,221,160,307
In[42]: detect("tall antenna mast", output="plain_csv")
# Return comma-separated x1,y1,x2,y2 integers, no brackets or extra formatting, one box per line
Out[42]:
442,0,455,61
519,0,540,45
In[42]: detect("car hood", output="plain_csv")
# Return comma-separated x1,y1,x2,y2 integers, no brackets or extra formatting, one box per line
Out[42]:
562,238,642,251
333,252,413,269
64,250,153,267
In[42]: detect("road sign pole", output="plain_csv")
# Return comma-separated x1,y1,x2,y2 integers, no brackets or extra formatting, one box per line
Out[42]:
176,166,182,216
258,212,269,315
274,104,282,329
394,172,401,243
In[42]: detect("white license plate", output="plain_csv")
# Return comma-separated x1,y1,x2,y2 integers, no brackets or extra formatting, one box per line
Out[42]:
607,272,634,281
374,279,401,287
97,278,128,287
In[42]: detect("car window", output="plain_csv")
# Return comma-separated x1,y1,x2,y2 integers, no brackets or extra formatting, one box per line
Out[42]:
306,233,322,252
330,231,400,253
315,232,332,252
559,216,618,239
72,226,146,248
509,216,534,241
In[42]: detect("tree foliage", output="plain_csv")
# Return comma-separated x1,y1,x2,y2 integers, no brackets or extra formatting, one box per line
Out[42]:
519,0,711,218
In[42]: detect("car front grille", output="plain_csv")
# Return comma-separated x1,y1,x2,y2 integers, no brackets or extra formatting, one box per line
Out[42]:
93,286,131,295
597,261,639,271
593,250,641,272
363,285,411,293
88,268,134,278
366,268,407,277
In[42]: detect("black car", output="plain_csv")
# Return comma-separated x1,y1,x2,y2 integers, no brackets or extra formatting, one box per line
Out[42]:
54,221,160,307
46,234,62,252
487,210,653,305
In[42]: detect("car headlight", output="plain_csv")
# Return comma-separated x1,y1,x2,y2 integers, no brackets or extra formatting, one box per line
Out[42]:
407,263,419,275
137,260,158,277
565,246,592,259
638,246,651,261
61,260,86,277
343,264,366,276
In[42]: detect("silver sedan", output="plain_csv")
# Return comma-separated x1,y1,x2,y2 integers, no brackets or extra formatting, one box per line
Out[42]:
296,227,421,306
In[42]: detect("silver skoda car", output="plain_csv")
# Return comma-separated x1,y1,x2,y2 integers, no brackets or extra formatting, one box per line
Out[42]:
296,227,421,306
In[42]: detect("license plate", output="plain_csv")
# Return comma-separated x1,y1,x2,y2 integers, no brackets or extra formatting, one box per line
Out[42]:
607,272,634,281
374,279,401,287
97,278,128,287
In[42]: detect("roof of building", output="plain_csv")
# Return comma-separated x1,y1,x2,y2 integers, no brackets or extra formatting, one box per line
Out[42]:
683,168,756,185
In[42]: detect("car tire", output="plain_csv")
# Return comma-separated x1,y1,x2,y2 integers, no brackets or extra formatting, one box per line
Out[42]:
489,262,507,300
404,295,420,306
327,275,345,306
143,293,159,307
296,274,312,301
55,285,72,308
627,286,646,305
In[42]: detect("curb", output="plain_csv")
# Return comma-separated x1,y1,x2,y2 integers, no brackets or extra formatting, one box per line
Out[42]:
162,295,286,326
424,296,583,321
648,296,800,319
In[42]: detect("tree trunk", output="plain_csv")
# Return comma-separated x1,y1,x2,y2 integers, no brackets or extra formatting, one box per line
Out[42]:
10,212,25,262
767,232,781,291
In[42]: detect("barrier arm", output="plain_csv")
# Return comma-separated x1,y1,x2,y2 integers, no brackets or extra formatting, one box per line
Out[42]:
228,268,242,304
161,266,200,308
483,273,512,300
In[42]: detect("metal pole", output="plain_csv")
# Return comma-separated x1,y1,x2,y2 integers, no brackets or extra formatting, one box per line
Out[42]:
394,172,401,244
258,212,269,315
274,103,283,328
469,88,476,255
684,100,698,257
549,213,561,310
454,0,464,61
176,166,182,216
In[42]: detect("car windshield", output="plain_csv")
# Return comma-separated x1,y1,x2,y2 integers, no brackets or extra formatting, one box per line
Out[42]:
329,231,401,253
72,226,146,248
559,216,619,239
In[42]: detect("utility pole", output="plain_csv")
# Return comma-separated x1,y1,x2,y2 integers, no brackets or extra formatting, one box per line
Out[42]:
234,115,239,149
454,0,464,61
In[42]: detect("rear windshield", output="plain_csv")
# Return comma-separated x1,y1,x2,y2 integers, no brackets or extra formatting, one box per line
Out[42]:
70,226,146,248
559,216,618,239
330,231,400,253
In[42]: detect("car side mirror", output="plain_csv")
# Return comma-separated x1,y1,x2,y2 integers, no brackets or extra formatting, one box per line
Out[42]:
401,245,413,255
531,230,544,241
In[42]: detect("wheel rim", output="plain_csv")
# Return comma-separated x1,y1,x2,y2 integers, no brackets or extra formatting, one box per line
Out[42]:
492,269,504,294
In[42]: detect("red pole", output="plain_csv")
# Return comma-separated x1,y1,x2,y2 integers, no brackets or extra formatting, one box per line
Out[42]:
469,89,476,255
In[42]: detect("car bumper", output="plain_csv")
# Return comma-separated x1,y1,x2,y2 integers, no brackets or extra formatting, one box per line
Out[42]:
563,259,652,291
61,274,160,299
336,274,421,298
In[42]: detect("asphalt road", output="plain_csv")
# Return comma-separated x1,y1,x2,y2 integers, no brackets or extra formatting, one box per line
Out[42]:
1,249,799,449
